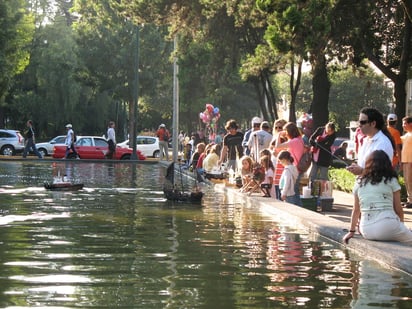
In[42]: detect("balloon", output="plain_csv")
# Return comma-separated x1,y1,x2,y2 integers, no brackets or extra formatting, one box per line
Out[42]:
213,107,219,115
206,103,214,113
199,112,204,119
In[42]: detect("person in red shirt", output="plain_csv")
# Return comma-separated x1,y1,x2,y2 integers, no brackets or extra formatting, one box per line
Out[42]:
156,124,170,161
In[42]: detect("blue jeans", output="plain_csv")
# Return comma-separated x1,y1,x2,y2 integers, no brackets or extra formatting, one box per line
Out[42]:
23,138,42,158
286,195,300,206
65,144,78,158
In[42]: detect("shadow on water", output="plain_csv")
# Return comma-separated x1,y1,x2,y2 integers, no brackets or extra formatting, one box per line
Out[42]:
0,161,411,308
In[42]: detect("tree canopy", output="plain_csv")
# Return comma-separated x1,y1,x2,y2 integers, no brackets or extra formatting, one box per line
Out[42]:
0,0,410,141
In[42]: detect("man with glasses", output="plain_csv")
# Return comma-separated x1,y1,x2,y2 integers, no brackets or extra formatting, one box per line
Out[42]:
346,107,394,176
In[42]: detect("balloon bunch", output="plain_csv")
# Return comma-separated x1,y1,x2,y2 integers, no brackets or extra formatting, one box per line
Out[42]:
199,103,221,141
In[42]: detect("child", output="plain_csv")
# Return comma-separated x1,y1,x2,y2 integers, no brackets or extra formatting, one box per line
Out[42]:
278,150,299,205
260,155,275,197
239,155,254,193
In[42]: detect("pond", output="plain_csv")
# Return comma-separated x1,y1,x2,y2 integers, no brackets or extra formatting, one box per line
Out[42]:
0,160,411,308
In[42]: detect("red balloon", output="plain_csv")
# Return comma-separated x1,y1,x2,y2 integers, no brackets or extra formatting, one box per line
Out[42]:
206,103,214,113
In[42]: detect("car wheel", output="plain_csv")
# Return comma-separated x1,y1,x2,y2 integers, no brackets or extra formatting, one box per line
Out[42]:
38,148,47,157
1,145,15,156
153,150,160,158
121,154,131,160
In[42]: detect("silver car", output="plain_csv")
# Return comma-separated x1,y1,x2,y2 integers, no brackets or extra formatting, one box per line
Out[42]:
0,129,25,156
36,135,66,157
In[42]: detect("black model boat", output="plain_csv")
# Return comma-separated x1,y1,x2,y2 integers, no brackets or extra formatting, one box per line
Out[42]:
44,181,84,191
163,163,203,203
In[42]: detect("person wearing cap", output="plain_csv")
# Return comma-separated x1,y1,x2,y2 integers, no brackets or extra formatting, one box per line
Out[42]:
64,123,78,159
242,116,262,156
387,113,402,170
247,121,272,162
156,123,170,161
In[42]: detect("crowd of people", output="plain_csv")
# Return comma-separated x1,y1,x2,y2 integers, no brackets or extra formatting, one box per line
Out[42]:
178,115,337,206
173,107,412,245
19,106,412,245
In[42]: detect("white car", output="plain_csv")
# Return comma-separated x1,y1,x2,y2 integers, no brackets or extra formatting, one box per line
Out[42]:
117,136,160,158
35,135,66,157
0,129,25,156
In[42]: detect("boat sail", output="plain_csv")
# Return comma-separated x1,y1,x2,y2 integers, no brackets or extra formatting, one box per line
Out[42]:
162,36,203,203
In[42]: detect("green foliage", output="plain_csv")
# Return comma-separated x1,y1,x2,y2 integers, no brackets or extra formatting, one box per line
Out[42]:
273,66,392,136
0,0,34,110
329,168,407,201
328,168,355,193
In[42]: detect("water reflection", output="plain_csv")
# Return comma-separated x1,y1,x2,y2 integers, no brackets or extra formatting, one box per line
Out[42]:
0,161,411,308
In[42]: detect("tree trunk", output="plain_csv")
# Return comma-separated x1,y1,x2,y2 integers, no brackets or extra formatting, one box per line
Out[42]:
310,56,330,130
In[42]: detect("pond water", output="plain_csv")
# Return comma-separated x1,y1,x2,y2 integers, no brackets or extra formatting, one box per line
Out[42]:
0,161,411,308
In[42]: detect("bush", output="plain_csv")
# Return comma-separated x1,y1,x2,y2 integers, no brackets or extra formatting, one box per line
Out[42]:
329,168,407,200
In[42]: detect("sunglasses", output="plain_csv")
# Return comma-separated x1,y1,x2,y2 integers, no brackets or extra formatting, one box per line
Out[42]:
358,120,369,125
275,126,283,129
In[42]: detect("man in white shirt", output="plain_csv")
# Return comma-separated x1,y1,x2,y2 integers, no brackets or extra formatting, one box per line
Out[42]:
247,121,273,162
242,116,262,156
64,123,79,159
347,107,394,175
106,121,116,159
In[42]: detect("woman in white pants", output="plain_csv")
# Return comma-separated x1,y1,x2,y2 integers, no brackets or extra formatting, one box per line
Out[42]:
343,150,412,244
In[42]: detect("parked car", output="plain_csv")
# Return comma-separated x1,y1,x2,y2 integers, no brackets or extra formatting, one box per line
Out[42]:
117,136,160,158
52,136,146,160
35,135,66,157
330,137,349,155
0,129,25,156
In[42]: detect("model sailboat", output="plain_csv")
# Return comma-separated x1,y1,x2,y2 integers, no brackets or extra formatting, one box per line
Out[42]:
162,37,203,203
163,163,203,203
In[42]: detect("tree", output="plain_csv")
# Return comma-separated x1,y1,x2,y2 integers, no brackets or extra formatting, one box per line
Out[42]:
0,0,35,127
72,0,174,138
257,0,336,128
333,0,412,130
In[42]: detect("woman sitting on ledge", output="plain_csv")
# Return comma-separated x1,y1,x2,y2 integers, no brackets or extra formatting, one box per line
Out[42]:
343,150,412,244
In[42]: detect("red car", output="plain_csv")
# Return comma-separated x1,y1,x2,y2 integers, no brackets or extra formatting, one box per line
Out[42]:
52,136,146,160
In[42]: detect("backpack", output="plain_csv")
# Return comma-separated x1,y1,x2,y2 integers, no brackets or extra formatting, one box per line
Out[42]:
297,145,312,173
73,132,77,143
163,130,169,141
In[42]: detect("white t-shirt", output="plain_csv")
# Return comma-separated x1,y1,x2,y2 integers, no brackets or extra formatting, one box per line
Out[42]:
107,127,116,143
65,129,74,146
357,130,393,168
247,130,272,159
